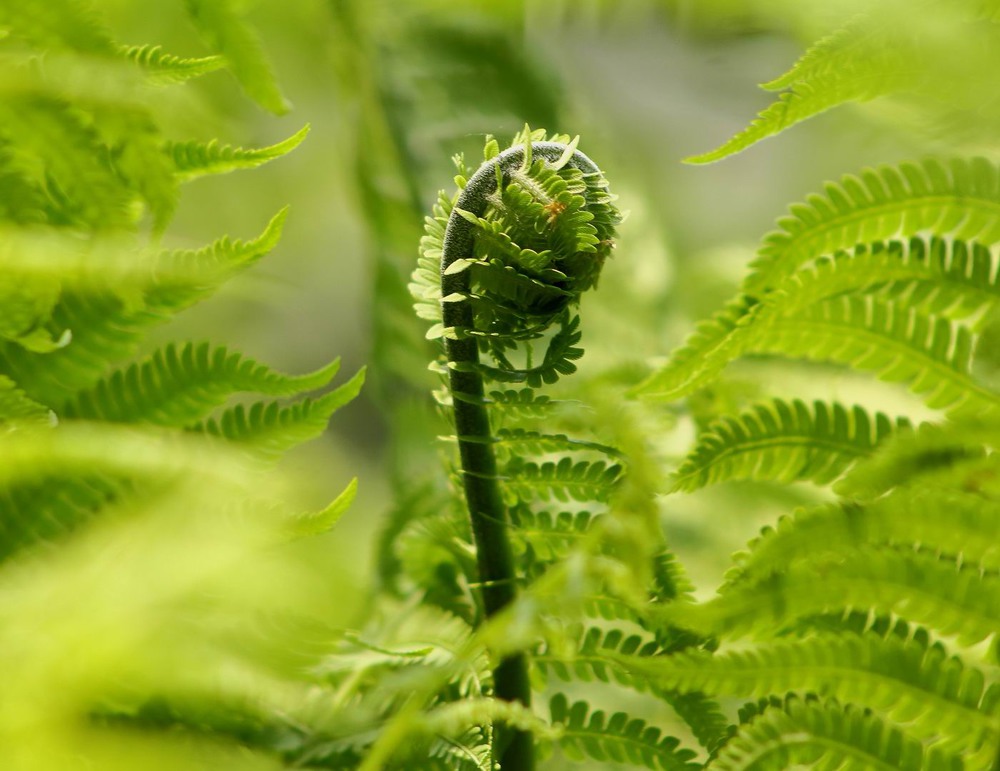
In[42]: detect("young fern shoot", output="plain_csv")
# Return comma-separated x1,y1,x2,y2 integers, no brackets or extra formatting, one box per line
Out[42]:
413,128,620,768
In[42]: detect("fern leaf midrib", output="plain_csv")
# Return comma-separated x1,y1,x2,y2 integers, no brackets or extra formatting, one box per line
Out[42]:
671,434,870,491
760,314,1000,408
755,194,1000,288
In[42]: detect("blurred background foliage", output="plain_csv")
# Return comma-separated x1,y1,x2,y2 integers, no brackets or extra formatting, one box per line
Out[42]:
6,0,996,765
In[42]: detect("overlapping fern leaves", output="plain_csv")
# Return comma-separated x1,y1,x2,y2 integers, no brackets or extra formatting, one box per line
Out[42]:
342,128,750,769
0,3,363,554
629,6,1000,768
0,5,364,768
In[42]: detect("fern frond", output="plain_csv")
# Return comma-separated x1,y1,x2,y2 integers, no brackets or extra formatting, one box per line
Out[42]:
0,1,114,54
154,207,288,300
548,694,700,771
535,625,662,693
503,457,623,504
670,399,906,493
687,15,911,165
0,270,62,353
744,158,1000,293
192,367,365,457
611,634,998,749
639,295,995,415
166,125,309,181
629,295,757,401
484,388,563,417
751,296,996,418
62,343,341,426
0,376,50,424
286,477,358,539
315,606,486,702
0,211,288,407
182,0,290,114
663,547,1000,646
535,619,726,750
489,428,621,459
835,418,995,499
728,488,1000,590
669,692,730,756
776,237,1000,322
508,506,597,563
0,96,133,231
710,696,962,771
0,474,121,562
120,44,224,84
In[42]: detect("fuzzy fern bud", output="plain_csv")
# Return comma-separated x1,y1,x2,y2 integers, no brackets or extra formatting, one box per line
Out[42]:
414,128,620,383
411,128,620,771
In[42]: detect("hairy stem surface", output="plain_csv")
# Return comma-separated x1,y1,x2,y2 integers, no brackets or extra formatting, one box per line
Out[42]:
440,142,600,770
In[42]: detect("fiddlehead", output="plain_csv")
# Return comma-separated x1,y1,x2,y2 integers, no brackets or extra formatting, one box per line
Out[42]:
413,127,620,768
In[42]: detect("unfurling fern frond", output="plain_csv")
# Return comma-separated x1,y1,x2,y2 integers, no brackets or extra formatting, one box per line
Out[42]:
670,399,907,493
412,129,625,768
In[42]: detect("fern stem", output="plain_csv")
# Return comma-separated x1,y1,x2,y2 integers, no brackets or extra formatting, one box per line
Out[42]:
441,142,600,771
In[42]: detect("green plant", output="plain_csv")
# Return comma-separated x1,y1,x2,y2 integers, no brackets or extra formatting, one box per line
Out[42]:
347,6,1000,769
8,1,1000,770
0,2,363,768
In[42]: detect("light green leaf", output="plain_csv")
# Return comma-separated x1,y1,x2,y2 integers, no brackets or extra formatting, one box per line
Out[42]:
183,0,290,114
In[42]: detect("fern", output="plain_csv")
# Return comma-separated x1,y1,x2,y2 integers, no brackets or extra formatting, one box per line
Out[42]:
662,546,1000,646
182,0,290,114
548,694,700,770
687,2,1000,165
120,44,225,84
687,14,913,165
62,342,342,426
166,125,310,181
503,457,623,504
611,634,998,751
194,367,366,458
0,210,288,407
710,696,961,771
638,294,1000,419
670,399,907,492
742,158,1000,293
0,6,366,769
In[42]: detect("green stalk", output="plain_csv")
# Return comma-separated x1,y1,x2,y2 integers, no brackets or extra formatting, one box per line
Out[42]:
440,142,600,771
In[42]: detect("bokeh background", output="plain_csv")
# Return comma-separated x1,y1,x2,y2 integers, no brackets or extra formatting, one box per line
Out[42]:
96,0,929,594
